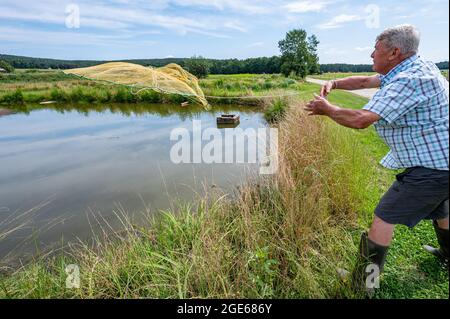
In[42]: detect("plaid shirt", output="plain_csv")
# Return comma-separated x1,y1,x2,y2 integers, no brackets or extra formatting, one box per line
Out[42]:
363,54,449,171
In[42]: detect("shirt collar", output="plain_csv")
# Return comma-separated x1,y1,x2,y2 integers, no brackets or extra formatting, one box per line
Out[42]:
380,54,418,87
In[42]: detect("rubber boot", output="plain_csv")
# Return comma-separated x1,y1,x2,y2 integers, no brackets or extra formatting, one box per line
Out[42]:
423,221,449,262
351,231,389,297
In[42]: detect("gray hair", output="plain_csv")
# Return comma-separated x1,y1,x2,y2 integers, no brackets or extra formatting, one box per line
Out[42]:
376,24,420,56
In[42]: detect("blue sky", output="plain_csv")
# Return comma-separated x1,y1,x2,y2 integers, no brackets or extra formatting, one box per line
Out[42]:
0,0,448,63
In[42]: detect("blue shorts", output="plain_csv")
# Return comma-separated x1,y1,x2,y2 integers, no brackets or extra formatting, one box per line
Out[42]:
375,167,449,228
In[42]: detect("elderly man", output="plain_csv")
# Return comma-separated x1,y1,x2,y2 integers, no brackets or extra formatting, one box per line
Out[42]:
305,24,449,290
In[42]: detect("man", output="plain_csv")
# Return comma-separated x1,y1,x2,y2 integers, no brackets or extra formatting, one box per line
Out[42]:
305,24,449,291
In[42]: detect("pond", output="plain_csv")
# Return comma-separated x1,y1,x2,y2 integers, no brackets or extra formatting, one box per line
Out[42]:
0,103,267,262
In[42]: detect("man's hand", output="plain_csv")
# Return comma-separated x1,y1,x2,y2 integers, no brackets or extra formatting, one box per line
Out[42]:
320,80,335,97
304,94,335,116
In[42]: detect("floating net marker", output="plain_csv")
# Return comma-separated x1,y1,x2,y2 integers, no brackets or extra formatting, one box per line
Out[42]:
64,62,210,109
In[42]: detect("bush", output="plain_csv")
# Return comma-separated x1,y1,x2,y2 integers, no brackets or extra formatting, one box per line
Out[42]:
0,60,15,73
1,89,24,104
185,56,210,79
139,90,163,103
50,88,67,102
114,87,135,103
264,97,288,122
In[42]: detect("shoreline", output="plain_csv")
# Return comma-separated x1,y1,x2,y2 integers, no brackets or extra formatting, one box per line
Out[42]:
0,108,13,117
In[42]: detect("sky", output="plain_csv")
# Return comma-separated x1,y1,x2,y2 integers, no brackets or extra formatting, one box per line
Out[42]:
0,0,448,64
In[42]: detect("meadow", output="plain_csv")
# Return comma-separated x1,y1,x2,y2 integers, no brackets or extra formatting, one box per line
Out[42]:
309,72,377,80
0,71,448,299
0,70,303,106
311,70,449,81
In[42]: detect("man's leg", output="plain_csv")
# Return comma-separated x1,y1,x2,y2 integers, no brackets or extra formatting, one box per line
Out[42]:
350,216,392,294
436,216,449,230
424,215,449,261
368,216,395,246
424,198,449,261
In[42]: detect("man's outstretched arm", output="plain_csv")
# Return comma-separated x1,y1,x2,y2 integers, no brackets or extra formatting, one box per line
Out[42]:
305,94,380,129
321,75,381,97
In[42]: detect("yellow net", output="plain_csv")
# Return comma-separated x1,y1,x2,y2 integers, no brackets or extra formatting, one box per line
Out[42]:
64,62,209,108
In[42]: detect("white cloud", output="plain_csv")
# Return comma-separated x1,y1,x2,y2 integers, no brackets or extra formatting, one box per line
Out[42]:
0,26,157,47
224,21,247,33
171,0,272,15
284,1,327,13
0,0,232,38
248,42,264,48
355,46,372,52
317,14,363,29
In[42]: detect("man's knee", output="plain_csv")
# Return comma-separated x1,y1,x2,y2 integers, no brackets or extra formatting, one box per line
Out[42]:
368,216,395,246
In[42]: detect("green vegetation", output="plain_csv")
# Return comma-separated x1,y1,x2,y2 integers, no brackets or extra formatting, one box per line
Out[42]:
0,60,14,73
310,72,377,81
264,97,288,122
0,74,447,299
1,54,448,76
0,94,370,298
278,29,320,77
0,70,303,107
185,56,211,79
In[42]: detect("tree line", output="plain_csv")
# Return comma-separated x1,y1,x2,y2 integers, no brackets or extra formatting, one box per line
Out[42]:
1,53,447,76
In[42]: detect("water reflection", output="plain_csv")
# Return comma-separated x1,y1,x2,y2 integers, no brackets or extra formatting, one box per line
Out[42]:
0,103,265,261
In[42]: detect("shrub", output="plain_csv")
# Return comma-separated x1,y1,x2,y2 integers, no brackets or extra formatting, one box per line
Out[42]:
0,60,15,73
1,89,24,104
264,97,288,122
50,88,67,102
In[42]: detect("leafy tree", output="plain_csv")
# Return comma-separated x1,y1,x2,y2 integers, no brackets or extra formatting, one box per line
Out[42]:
0,60,14,73
185,56,210,78
278,29,320,78
307,35,320,74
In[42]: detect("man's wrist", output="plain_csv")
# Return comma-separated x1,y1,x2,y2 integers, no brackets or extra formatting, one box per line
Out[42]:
332,80,338,89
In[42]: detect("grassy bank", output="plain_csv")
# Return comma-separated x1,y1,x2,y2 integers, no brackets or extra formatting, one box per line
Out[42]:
0,81,447,299
0,70,304,107
0,97,369,298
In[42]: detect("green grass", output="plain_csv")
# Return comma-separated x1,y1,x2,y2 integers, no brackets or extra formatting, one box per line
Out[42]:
310,72,377,81
0,76,447,299
304,84,449,299
0,71,303,107
264,97,288,122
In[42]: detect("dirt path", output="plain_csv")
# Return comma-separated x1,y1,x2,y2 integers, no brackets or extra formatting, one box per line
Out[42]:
306,77,378,99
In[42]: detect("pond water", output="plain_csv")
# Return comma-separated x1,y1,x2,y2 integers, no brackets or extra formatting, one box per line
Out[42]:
0,103,266,261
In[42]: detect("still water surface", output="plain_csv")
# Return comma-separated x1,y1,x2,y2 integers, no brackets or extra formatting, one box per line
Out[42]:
0,103,266,261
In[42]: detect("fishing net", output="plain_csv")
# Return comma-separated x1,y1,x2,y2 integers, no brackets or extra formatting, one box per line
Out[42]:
64,62,209,108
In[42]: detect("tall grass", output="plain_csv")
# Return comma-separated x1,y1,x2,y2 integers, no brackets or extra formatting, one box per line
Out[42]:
0,100,371,298
264,97,288,123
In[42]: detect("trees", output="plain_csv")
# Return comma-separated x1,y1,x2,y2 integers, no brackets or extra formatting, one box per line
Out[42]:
0,60,15,73
185,56,210,78
278,29,320,78
1,53,447,75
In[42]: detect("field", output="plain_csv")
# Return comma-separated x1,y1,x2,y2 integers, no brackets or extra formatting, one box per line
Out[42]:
312,70,449,81
0,70,305,106
309,72,376,80
0,71,448,299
